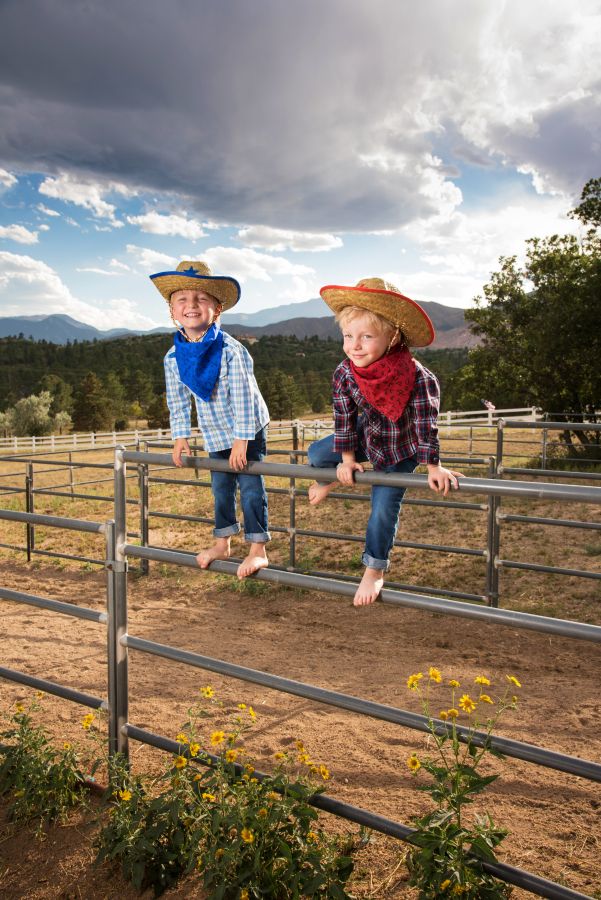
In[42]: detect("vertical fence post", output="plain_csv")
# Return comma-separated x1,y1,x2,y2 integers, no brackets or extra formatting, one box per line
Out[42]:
25,462,34,561
68,451,75,499
107,448,129,760
138,455,149,576
288,424,298,569
541,427,548,470
485,455,500,607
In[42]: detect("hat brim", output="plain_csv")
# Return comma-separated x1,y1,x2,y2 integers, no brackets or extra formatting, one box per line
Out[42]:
320,284,435,347
150,271,240,311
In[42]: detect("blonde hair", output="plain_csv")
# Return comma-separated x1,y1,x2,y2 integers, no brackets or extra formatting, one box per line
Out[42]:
336,306,407,347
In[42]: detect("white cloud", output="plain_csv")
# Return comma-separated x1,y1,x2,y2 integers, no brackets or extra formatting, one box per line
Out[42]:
238,225,343,252
39,224,50,232
109,258,132,272
402,192,581,307
203,246,315,282
127,211,207,239
0,224,39,245
0,251,160,330
126,244,178,272
37,203,60,217
76,266,119,275
0,168,17,190
39,173,124,227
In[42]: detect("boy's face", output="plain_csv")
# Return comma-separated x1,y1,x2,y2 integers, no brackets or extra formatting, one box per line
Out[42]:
341,312,391,367
170,289,221,339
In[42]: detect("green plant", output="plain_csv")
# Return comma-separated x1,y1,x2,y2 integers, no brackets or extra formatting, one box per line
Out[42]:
403,668,521,898
96,688,354,898
0,696,98,835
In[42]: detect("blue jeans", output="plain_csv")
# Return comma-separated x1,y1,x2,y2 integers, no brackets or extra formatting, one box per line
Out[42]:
209,428,270,543
308,434,417,571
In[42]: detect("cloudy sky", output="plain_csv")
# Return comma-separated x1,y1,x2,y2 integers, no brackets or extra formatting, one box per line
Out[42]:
0,0,599,331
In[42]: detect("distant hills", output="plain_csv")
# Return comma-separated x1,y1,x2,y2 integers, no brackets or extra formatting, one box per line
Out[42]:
0,298,477,349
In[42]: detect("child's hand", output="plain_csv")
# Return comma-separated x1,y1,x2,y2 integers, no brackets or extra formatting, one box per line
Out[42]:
427,463,463,496
229,439,248,471
172,438,190,467
336,460,364,486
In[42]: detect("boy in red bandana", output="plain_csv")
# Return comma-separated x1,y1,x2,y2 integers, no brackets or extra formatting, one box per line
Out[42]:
308,277,462,607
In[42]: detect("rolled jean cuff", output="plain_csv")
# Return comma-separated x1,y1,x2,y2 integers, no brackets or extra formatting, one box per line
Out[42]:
361,552,389,572
213,523,241,538
244,530,271,543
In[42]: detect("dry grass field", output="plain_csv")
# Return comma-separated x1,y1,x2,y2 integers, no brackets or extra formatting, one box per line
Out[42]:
0,428,600,898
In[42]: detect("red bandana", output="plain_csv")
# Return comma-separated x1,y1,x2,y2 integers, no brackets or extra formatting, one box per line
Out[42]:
349,344,417,421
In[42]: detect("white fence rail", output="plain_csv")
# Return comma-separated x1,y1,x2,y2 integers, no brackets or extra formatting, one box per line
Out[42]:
0,407,543,454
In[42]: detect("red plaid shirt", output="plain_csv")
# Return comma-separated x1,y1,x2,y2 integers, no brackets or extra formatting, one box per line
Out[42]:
332,359,441,468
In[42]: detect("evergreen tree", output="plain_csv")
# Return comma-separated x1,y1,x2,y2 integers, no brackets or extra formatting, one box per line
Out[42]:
72,373,113,431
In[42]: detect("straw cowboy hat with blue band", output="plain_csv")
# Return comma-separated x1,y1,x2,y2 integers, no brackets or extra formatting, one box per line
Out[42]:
320,277,435,348
150,260,241,311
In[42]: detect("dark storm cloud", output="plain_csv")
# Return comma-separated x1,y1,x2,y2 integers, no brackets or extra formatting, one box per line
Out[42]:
0,0,597,230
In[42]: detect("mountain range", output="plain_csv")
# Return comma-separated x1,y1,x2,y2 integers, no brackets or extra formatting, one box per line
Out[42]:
0,298,476,349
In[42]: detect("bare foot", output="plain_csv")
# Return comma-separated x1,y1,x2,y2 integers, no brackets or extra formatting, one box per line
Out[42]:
237,544,269,578
308,481,336,506
353,567,385,606
196,538,231,569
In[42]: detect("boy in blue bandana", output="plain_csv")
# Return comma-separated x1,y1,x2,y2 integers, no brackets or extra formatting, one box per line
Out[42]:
150,260,270,578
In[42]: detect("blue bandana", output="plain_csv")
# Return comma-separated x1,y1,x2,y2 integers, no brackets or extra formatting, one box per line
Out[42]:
173,324,224,401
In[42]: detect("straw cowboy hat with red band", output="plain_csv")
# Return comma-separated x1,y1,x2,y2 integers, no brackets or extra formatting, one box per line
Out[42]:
150,260,241,312
320,277,435,348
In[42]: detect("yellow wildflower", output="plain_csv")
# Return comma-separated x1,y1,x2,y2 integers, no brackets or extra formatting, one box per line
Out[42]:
118,789,132,801
306,831,319,843
475,675,491,686
175,732,189,744
479,694,494,704
215,848,225,859
14,789,25,798
63,742,72,750
210,730,225,746
448,679,460,688
266,791,280,801
248,706,257,719
250,777,258,783
407,672,423,690
257,807,268,819
407,755,421,772
237,702,247,709
240,890,249,900
295,739,305,750
241,827,254,843
429,666,442,683
194,773,202,781
202,792,216,802
244,764,255,774
200,685,215,698
458,694,476,714
439,710,448,720
298,751,311,764
14,702,25,713
82,713,94,730
174,755,188,769
440,879,451,891
189,742,200,757
447,708,459,719
319,764,330,780
35,690,44,698
225,749,239,763
506,675,522,688
274,751,285,760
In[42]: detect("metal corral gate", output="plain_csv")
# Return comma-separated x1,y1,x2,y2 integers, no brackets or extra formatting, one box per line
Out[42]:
1,451,601,899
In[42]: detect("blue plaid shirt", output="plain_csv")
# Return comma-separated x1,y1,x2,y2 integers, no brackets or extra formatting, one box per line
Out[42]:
164,327,269,452
332,358,441,468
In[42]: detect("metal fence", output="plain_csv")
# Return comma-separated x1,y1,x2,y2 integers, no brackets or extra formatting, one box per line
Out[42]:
1,449,600,898
0,449,601,900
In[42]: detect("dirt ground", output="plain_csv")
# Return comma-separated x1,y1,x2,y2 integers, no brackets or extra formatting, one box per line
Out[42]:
0,556,600,899
0,439,600,898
